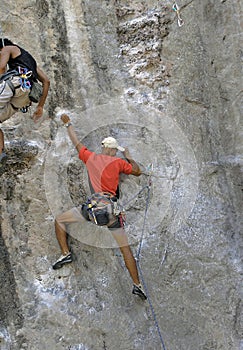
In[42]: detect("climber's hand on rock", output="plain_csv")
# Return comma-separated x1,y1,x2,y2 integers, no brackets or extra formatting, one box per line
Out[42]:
61,114,70,124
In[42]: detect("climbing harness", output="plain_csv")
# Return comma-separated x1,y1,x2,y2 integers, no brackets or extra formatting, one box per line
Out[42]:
121,164,168,350
82,192,116,226
172,2,184,27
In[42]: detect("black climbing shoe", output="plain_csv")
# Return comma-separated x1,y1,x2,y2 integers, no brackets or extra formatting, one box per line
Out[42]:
0,152,7,174
52,252,73,270
132,284,147,300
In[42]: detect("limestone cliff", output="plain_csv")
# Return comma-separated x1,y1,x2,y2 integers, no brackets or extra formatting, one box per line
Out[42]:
0,1,242,349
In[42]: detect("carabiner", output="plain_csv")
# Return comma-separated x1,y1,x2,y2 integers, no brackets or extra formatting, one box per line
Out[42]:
18,67,26,75
172,3,179,12
177,16,184,27
18,67,32,79
24,80,31,89
25,70,32,79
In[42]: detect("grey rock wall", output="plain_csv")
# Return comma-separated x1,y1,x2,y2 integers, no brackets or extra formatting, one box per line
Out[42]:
0,1,242,349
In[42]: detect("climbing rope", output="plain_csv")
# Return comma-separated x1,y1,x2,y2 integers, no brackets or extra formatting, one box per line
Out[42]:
121,164,168,350
136,163,153,261
121,183,151,209
137,263,167,350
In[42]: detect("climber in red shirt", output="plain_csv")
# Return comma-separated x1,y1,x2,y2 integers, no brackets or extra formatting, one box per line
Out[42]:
80,145,133,196
52,113,147,300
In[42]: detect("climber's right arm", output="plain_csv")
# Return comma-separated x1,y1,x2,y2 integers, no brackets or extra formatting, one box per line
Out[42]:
61,114,84,153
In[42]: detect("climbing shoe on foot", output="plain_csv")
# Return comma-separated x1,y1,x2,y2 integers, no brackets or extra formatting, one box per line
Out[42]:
132,284,147,300
52,252,73,270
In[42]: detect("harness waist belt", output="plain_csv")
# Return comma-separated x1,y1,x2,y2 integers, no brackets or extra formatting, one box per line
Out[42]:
0,70,19,84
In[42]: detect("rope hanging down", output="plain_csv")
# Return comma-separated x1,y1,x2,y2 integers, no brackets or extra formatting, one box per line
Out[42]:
136,165,167,350
137,263,167,350
122,164,168,350
136,163,153,262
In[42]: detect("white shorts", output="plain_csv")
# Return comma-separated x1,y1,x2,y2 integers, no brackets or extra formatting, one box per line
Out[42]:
0,76,30,122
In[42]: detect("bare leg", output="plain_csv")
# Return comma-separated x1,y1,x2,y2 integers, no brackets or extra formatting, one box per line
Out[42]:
111,227,140,285
120,245,140,285
55,219,70,255
52,207,86,269
55,206,85,254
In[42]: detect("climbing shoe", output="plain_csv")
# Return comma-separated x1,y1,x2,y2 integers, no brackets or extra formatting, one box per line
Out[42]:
132,284,147,300
52,252,73,270
0,152,7,174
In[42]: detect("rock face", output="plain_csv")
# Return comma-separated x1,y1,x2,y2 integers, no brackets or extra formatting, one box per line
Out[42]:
0,1,242,349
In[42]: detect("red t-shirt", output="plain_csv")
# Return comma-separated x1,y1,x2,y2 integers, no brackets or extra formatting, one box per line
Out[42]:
79,146,133,196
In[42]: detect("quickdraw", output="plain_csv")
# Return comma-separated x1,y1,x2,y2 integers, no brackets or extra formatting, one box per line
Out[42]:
18,67,32,90
172,2,184,27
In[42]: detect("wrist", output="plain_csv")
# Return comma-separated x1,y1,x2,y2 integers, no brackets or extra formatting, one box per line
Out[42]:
64,122,72,128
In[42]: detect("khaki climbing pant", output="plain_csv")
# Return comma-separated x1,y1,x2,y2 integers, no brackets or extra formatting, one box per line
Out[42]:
0,76,30,122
